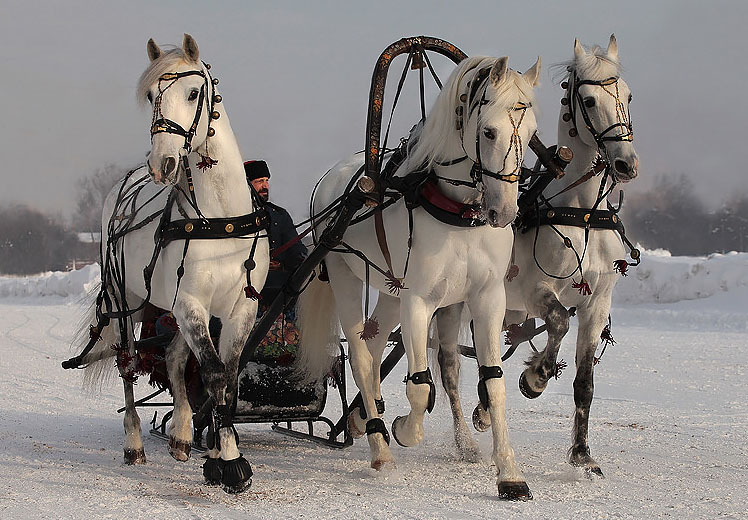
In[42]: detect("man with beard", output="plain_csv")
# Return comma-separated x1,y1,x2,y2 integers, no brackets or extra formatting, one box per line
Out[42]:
244,160,307,303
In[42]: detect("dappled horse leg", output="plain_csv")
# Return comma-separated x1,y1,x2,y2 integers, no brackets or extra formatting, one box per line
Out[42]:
519,290,570,399
391,298,436,448
469,291,531,501
348,292,400,439
165,334,192,461
329,256,394,469
569,304,610,478
435,304,481,462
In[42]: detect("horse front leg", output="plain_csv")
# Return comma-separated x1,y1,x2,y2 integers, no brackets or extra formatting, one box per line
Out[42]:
569,302,611,478
112,313,146,464
348,292,400,439
469,289,531,501
165,333,192,461
391,297,436,448
435,303,481,462
519,288,570,399
210,298,257,493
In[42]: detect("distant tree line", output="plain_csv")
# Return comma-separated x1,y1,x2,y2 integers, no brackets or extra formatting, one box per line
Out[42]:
1,168,746,275
622,174,748,256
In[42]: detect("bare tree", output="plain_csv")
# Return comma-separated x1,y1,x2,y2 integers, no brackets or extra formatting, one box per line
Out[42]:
72,163,126,236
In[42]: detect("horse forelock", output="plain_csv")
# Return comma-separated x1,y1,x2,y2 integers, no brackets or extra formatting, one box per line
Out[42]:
136,47,202,106
558,44,623,83
407,56,536,170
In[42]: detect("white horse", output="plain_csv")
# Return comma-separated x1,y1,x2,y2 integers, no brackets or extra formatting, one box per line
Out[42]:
297,54,541,500
436,35,638,478
71,34,268,493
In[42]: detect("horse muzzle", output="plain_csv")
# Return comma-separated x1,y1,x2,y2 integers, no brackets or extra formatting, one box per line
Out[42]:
147,155,179,184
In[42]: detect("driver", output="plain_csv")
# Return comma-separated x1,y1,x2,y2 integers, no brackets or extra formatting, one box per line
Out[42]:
244,160,307,303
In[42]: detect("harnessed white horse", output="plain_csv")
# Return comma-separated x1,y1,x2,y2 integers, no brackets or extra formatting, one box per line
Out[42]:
297,55,541,500
436,35,639,478
72,35,268,493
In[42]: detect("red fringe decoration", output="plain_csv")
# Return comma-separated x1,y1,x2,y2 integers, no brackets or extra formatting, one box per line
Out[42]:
359,317,379,340
505,264,520,282
244,285,262,300
600,324,616,348
385,273,406,295
112,343,138,383
572,279,592,295
197,154,218,171
554,359,568,380
613,259,629,276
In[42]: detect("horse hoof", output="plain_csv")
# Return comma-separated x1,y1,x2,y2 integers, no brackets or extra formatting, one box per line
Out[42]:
348,409,365,439
221,455,253,494
518,372,542,399
585,466,605,479
202,457,224,486
123,448,146,465
497,481,533,501
371,458,396,471
168,437,191,462
472,405,491,432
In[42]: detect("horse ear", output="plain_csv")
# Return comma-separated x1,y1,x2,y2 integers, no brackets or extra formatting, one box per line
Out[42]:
147,38,162,62
522,56,541,87
574,38,586,61
489,56,509,87
606,33,619,62
183,33,200,63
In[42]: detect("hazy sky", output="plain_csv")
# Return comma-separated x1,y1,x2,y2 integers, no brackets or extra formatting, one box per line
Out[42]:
1,0,746,221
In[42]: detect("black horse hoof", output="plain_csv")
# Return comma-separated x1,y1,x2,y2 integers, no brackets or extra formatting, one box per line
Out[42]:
221,455,253,494
168,437,191,462
202,457,224,485
123,448,146,465
391,416,408,447
472,405,491,432
518,372,542,399
498,481,533,501
585,466,605,479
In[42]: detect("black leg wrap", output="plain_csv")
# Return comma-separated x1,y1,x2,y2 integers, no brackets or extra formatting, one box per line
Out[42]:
404,368,436,413
203,457,224,485
365,418,390,445
221,455,253,494
477,365,504,409
359,398,386,420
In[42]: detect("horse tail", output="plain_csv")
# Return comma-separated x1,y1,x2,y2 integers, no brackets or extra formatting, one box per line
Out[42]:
293,272,339,384
70,283,119,389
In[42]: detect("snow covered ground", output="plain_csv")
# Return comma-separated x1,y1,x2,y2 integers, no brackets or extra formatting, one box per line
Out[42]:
1,251,747,519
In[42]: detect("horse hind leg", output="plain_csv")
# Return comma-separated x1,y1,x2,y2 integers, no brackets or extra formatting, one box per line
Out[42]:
519,290,570,399
435,304,481,462
165,333,192,461
113,318,146,464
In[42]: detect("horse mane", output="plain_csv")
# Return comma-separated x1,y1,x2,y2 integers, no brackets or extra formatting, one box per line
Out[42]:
136,47,200,106
555,44,623,83
406,56,537,171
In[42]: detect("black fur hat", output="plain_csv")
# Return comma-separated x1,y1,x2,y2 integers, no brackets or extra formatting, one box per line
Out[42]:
243,160,271,181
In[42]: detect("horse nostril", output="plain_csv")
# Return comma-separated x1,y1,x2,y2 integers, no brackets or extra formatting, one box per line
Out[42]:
162,156,177,177
614,159,631,175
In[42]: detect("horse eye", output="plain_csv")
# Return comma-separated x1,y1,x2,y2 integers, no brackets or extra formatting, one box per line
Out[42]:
628,93,633,103
188,89,199,102
483,128,496,140
584,97,596,108
146,92,153,103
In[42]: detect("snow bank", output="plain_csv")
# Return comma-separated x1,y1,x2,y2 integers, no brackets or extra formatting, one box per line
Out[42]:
1,250,746,306
612,249,748,304
0,263,100,299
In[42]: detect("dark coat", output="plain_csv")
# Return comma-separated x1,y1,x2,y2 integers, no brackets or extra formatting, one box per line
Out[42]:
264,201,307,293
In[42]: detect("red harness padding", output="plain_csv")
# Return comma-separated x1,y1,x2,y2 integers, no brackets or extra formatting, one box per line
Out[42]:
420,180,484,222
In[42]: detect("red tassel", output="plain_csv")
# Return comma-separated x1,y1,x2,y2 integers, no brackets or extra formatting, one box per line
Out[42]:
359,317,379,340
600,324,616,348
554,359,568,380
505,264,520,282
613,259,629,276
196,154,218,171
244,285,261,300
572,279,592,295
385,273,406,295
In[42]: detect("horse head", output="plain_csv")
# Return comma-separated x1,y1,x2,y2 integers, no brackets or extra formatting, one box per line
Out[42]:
139,34,216,185
565,34,638,182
